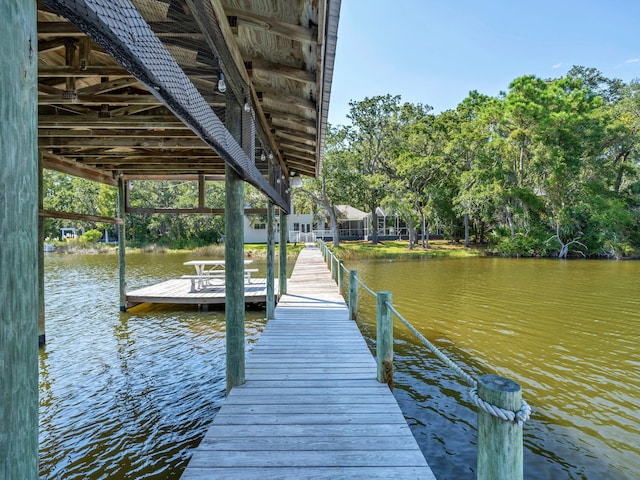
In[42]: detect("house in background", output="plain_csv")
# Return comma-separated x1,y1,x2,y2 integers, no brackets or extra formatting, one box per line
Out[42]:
243,205,319,244
243,204,438,243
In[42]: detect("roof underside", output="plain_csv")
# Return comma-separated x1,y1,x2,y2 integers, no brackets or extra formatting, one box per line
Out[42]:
36,0,340,210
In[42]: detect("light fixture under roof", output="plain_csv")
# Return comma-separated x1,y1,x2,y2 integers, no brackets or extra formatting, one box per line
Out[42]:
217,72,227,93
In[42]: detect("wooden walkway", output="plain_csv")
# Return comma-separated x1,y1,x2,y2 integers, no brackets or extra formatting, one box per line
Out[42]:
181,246,435,479
126,278,276,308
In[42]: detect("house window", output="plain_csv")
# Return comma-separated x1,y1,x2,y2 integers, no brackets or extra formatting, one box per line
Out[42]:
253,223,266,230
293,222,300,231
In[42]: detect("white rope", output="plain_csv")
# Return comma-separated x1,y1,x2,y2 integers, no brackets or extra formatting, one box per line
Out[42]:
469,388,531,427
356,277,377,298
386,300,532,426
320,243,532,426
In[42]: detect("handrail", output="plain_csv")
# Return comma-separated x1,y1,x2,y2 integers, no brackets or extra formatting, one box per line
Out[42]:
356,276,377,298
384,299,531,426
316,238,531,480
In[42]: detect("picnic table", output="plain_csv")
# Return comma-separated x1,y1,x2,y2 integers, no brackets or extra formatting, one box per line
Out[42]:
182,259,257,292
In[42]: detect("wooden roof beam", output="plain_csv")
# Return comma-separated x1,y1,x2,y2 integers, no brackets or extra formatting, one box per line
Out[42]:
39,128,198,138
38,65,219,78
249,59,315,84
225,8,317,43
257,87,316,112
39,136,211,149
185,0,287,176
39,115,190,129
276,129,317,147
38,93,165,106
42,151,117,186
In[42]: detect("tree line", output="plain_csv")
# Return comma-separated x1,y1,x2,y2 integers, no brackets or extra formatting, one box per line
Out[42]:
307,66,640,257
43,66,640,257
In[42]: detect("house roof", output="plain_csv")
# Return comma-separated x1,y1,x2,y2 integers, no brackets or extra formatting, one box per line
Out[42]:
335,205,368,221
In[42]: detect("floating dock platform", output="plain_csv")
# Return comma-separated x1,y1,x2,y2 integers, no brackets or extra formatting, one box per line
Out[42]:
126,278,277,308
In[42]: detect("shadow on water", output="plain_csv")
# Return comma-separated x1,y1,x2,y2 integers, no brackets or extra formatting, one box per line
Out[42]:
39,253,267,479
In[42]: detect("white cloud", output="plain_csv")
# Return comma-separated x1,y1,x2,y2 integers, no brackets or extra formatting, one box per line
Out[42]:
625,58,640,64
552,63,563,69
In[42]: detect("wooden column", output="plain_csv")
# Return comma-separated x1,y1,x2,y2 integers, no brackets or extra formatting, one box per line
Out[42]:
38,151,46,347
0,1,39,477
225,98,246,393
266,201,275,318
477,375,524,480
279,209,287,295
376,291,393,389
349,270,359,320
117,177,127,311
266,162,276,319
198,174,205,209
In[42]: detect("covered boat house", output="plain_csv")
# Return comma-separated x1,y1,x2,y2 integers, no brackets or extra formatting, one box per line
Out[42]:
1,1,339,476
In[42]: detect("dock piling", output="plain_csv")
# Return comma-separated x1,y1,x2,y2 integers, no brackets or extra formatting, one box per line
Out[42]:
349,270,358,320
477,374,524,480
376,291,393,389
0,1,39,476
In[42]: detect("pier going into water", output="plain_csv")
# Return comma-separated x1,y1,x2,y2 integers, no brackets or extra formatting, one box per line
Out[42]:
181,245,436,479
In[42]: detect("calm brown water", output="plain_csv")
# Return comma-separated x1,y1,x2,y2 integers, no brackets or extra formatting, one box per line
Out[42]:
39,253,639,479
350,257,640,480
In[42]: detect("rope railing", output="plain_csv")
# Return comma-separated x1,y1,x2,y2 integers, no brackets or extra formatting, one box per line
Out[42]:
384,300,531,426
316,239,530,480
356,276,377,298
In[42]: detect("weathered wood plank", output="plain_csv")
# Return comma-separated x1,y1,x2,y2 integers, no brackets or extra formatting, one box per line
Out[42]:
180,246,434,479
182,466,433,480
187,449,428,468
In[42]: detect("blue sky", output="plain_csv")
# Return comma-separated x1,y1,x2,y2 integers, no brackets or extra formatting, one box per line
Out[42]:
328,1,640,126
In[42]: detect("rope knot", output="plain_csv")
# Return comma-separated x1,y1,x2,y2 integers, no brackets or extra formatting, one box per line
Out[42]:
469,387,532,427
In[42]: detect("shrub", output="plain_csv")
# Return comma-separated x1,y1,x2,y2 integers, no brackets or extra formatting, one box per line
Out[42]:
80,229,103,243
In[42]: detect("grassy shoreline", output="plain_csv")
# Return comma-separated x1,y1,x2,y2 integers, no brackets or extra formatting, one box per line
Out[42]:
328,239,486,259
45,241,305,258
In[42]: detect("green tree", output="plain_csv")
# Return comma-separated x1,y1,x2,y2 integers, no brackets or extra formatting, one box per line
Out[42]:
346,95,404,244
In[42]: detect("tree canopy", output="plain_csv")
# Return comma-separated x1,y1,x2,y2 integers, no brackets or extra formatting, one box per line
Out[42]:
313,68,640,257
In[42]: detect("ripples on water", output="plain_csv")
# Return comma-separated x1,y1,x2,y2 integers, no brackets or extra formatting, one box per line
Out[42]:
352,257,640,480
40,253,639,480
40,254,266,479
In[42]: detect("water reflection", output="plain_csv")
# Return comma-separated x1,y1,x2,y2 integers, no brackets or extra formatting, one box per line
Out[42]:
351,257,639,480
39,253,266,479
39,253,639,479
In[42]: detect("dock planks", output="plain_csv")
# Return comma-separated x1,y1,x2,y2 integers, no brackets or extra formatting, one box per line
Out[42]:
181,246,435,479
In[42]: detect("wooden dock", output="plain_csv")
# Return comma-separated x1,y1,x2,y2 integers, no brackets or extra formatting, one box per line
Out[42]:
126,278,277,308
181,246,435,479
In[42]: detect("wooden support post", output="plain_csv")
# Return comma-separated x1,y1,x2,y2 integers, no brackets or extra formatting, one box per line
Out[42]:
117,176,127,311
0,1,39,477
38,151,46,347
266,162,275,319
279,209,287,295
266,200,275,319
198,174,205,209
376,291,393,389
225,98,246,393
349,270,359,320
477,375,524,480
338,259,345,294
330,253,335,280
